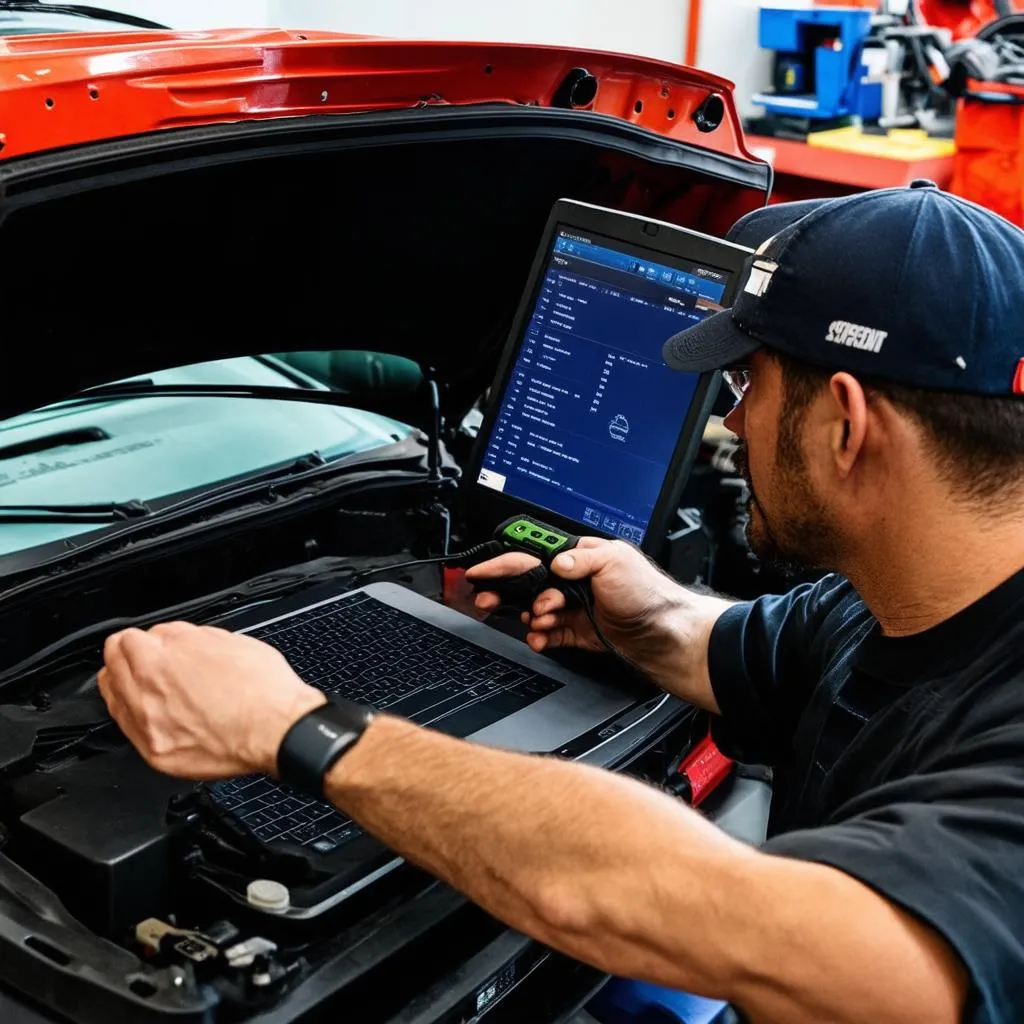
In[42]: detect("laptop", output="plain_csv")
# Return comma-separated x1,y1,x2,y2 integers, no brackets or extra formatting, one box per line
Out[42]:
200,200,753,918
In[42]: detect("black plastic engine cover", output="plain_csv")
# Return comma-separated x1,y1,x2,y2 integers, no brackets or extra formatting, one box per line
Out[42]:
8,744,192,940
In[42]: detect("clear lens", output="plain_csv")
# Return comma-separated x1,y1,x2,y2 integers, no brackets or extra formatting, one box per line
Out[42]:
722,368,751,403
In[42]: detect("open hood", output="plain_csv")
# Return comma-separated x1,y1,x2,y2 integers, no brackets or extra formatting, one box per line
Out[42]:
0,31,770,424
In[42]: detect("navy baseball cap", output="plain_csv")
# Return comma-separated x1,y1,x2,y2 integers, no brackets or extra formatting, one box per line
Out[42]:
663,181,1024,396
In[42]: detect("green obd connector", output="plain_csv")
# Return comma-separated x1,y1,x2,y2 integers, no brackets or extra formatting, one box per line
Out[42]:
494,516,580,564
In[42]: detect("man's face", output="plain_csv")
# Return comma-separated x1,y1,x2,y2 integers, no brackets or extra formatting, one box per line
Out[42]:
723,352,843,571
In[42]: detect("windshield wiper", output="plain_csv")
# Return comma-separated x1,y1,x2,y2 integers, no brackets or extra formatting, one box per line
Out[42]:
0,456,333,528
0,500,151,524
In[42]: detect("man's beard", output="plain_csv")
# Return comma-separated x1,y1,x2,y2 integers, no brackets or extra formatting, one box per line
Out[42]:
732,438,841,573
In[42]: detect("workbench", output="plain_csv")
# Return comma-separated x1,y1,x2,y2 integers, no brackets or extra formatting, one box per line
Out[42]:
746,129,956,203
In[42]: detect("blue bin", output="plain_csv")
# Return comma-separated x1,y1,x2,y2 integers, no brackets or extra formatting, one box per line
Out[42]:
757,6,877,120
759,6,873,53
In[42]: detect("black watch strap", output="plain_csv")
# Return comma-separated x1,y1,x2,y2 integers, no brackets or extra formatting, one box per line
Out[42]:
276,697,375,799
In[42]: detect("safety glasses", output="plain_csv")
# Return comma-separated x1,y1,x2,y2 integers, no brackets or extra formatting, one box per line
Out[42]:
721,366,751,403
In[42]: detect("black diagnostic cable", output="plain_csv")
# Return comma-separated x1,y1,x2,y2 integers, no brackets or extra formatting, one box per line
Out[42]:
349,540,502,585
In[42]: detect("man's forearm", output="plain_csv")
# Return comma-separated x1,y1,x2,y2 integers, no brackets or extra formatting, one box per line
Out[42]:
322,715,964,1024
325,714,751,990
637,588,734,714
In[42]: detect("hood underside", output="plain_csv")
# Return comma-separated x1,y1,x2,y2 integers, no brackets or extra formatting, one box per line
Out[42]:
0,101,769,423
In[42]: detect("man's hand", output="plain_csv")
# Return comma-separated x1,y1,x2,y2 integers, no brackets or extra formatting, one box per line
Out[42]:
469,537,671,654
98,623,326,780
466,538,733,711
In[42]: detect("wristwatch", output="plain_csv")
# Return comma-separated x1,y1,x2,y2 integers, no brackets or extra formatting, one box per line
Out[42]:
276,697,375,799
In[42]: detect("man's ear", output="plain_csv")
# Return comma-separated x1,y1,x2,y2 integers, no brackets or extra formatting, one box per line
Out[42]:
828,372,868,478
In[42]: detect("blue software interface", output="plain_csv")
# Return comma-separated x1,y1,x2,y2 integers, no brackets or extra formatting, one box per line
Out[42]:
477,226,730,544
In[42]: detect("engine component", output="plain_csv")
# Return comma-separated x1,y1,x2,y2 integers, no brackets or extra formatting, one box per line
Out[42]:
246,879,291,912
135,916,300,1003
6,744,192,939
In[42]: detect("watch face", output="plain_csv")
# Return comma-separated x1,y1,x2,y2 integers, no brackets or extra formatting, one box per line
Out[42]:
314,720,347,743
276,699,373,799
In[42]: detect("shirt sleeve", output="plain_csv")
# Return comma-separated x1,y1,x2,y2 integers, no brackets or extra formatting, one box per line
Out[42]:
764,761,1024,1024
707,574,862,766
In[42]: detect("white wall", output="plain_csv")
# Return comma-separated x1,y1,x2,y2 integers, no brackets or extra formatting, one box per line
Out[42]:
67,0,272,31
697,0,773,118
268,0,688,66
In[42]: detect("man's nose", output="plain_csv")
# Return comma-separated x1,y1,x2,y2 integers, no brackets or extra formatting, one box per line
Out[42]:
722,397,746,439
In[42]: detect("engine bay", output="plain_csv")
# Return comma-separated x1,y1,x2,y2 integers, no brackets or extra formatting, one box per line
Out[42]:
0,421,803,1022
0,462,468,1009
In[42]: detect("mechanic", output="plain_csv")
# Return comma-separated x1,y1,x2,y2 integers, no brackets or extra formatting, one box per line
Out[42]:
97,183,1024,1024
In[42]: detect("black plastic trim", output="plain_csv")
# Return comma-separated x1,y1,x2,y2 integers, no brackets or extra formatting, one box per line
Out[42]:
0,855,216,1023
0,105,771,207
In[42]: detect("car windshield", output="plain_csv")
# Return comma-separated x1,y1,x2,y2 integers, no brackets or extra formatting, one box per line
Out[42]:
0,355,414,558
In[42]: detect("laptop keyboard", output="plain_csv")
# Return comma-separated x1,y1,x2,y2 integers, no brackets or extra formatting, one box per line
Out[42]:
207,592,562,854
209,774,361,853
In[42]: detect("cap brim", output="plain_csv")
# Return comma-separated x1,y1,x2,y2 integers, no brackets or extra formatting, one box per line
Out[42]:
661,199,834,373
662,309,761,373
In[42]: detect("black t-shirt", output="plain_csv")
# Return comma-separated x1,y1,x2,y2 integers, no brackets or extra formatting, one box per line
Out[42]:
708,568,1024,1024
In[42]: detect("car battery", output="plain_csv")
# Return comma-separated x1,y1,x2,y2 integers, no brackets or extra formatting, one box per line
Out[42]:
7,745,192,940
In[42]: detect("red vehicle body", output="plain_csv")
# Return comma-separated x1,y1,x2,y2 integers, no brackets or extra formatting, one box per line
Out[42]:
1,29,757,162
0,28,770,256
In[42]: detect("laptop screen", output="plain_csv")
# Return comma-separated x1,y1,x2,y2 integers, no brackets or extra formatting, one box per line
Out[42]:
475,225,732,545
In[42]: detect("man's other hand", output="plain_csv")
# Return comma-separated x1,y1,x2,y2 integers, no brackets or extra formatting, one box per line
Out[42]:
467,537,679,656
466,537,732,712
98,623,325,780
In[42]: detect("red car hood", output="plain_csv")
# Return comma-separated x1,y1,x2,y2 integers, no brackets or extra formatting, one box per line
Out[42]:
0,30,769,423
0,29,757,162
